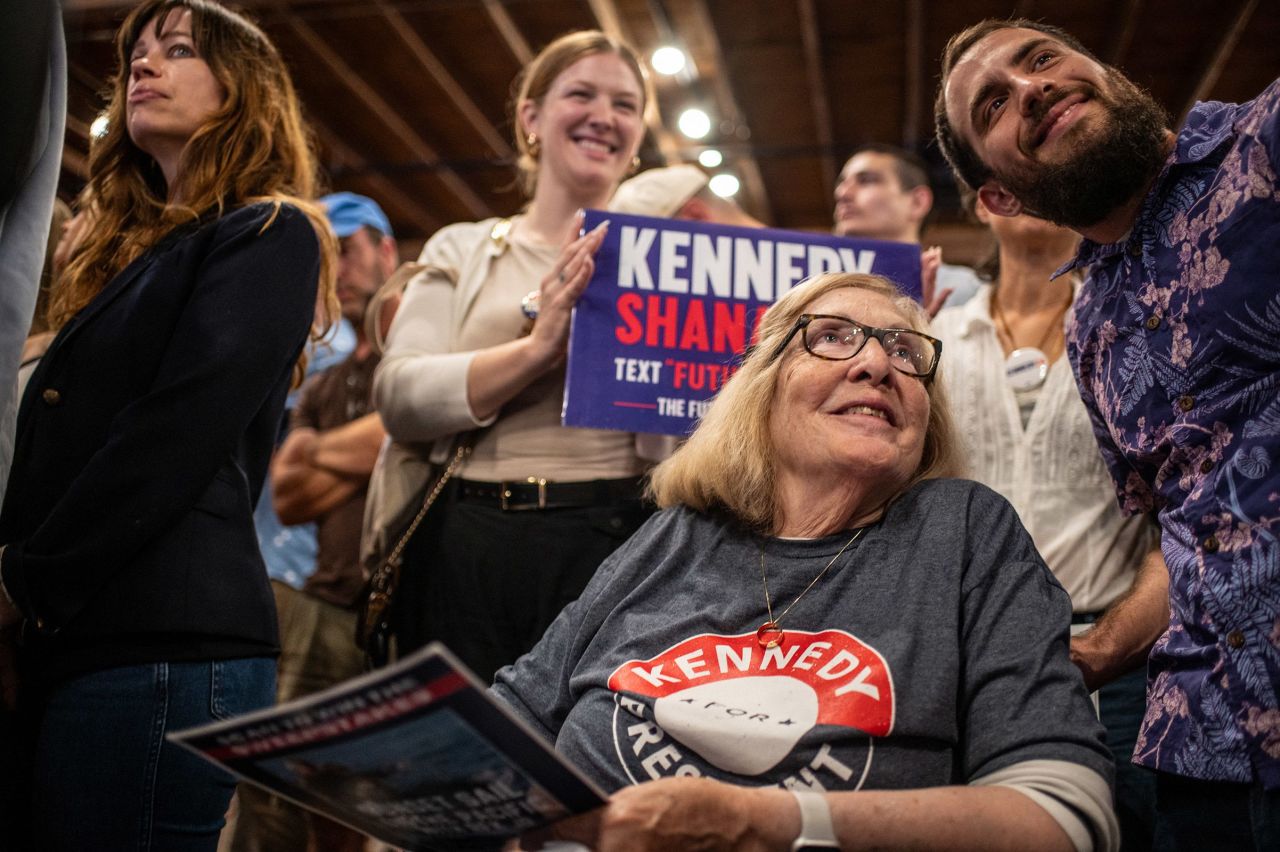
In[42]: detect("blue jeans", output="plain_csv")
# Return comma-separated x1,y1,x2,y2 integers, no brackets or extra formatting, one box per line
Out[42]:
1098,667,1156,850
31,658,275,852
1152,771,1280,851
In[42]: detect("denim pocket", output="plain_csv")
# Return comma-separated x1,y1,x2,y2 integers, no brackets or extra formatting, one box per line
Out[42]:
209,657,276,721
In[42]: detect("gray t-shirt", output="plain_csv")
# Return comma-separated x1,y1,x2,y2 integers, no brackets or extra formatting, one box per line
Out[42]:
493,478,1112,794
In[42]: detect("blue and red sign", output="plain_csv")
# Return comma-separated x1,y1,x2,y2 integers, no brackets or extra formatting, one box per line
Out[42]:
563,210,922,436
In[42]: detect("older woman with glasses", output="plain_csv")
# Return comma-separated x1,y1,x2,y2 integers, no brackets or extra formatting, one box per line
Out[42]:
493,271,1119,852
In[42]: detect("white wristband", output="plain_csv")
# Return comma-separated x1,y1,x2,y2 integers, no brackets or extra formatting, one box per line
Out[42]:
790,789,840,851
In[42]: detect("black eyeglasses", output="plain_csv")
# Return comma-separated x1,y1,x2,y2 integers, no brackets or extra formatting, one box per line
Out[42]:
767,313,942,380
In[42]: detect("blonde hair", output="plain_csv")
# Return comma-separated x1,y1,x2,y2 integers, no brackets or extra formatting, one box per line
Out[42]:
647,273,964,531
511,29,652,197
52,0,336,378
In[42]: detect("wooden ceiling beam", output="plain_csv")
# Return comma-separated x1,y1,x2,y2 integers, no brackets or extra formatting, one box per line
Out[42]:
372,0,512,159
1106,0,1143,66
278,10,494,220
65,113,92,142
1179,0,1258,121
901,0,923,151
63,147,89,180
312,121,445,235
585,0,677,163
796,0,835,195
64,0,147,8
665,0,773,223
68,60,106,95
65,0,273,8
481,0,534,66
586,0,627,43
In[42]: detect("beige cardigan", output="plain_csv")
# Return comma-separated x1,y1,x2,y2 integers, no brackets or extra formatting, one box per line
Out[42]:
361,217,673,573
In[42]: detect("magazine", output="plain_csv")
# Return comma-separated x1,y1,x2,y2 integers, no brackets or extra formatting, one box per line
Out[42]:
169,643,605,851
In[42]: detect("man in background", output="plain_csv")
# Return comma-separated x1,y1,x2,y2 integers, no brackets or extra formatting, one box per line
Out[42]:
833,144,981,311
231,193,397,852
611,164,764,227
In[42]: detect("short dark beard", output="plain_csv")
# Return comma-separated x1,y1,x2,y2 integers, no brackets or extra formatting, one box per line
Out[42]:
997,71,1169,230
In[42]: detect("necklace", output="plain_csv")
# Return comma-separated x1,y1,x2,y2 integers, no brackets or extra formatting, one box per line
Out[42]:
990,286,1073,392
757,527,865,648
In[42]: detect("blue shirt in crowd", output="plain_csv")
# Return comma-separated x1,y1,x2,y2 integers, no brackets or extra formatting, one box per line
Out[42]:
253,317,357,589
1063,77,1280,790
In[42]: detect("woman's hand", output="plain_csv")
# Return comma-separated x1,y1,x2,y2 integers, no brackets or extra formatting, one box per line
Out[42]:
515,777,784,852
463,212,611,422
527,212,610,368
920,246,953,319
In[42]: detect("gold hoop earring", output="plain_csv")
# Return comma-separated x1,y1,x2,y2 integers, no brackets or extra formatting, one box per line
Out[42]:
629,155,641,175
526,133,540,159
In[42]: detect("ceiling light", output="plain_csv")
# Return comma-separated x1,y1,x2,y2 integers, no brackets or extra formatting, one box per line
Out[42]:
90,114,110,139
709,173,740,198
697,149,723,168
678,108,711,140
651,46,687,76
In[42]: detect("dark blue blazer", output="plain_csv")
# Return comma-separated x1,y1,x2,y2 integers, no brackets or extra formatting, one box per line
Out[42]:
0,202,319,683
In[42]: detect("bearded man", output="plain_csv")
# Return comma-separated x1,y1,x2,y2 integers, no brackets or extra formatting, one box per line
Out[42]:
936,19,1279,851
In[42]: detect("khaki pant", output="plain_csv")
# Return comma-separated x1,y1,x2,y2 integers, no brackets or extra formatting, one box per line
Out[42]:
226,582,367,852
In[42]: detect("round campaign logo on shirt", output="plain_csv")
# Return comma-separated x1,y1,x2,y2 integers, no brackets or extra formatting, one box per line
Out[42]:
606,630,894,786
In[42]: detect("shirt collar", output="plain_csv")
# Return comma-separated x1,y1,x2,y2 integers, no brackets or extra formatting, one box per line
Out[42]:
952,284,996,338
1054,97,1243,278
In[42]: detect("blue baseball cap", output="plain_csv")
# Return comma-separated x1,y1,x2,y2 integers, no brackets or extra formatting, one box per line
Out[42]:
321,192,393,239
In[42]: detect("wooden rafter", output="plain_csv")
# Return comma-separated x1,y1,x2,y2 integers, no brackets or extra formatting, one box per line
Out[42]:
665,0,772,222
372,0,513,159
1179,0,1258,121
63,0,137,8
796,0,835,194
585,0,677,163
312,121,444,236
1106,0,1144,66
481,0,534,65
63,147,89,179
277,9,493,220
68,60,105,95
901,0,923,150
64,113,92,142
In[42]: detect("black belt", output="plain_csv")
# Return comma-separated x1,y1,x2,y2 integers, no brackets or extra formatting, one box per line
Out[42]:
1071,611,1104,625
455,476,644,511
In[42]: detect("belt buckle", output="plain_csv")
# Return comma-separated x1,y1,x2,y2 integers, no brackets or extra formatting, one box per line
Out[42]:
501,476,548,511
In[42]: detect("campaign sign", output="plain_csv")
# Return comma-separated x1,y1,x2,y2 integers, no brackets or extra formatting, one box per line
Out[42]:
563,210,922,436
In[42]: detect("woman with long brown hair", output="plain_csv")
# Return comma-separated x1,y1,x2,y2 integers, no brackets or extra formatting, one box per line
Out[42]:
0,1,335,848
371,30,656,683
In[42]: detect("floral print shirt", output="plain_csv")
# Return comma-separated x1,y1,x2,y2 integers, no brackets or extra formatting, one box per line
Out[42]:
1061,77,1280,789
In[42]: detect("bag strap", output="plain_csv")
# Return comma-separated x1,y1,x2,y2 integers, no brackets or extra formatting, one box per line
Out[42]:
384,432,475,569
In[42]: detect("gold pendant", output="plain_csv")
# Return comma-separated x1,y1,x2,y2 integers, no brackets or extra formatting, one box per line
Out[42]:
757,621,784,648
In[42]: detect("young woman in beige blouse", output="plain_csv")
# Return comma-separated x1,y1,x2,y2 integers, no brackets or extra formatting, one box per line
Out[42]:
372,31,656,681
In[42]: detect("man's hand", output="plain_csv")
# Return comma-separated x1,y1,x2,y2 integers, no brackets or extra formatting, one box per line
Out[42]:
1070,539,1169,692
271,415,385,525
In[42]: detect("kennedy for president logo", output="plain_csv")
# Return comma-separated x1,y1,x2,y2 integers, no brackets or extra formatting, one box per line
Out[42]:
606,630,894,785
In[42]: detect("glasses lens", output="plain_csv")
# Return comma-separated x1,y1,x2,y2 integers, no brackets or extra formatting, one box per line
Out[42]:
804,317,865,358
882,330,936,375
